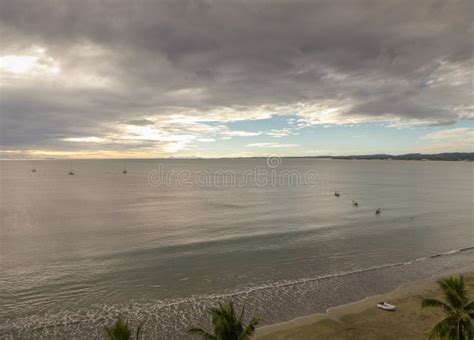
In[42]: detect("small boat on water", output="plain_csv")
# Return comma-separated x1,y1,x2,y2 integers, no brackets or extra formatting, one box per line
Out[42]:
377,302,396,311
375,208,381,215
68,160,75,175
122,160,127,174
334,191,340,197
352,200,358,206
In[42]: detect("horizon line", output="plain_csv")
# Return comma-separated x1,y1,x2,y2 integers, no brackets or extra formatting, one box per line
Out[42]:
1,151,473,161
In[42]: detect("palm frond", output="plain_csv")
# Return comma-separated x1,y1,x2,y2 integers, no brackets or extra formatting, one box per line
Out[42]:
105,327,115,339
438,276,468,308
135,320,145,339
465,301,474,312
422,275,473,340
104,319,145,340
421,298,453,313
188,327,218,340
239,305,245,322
240,316,261,339
462,315,474,339
189,300,261,340
428,316,457,340
104,319,132,340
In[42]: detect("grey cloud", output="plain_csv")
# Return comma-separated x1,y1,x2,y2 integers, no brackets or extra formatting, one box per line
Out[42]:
0,0,472,153
125,119,155,126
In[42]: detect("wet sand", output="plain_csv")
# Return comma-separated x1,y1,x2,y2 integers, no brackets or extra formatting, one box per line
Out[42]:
255,266,474,340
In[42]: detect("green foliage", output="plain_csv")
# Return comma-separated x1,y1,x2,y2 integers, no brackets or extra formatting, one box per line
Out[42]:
422,276,473,340
189,301,261,340
104,319,145,340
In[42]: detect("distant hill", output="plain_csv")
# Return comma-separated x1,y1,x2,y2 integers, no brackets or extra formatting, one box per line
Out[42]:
308,152,474,161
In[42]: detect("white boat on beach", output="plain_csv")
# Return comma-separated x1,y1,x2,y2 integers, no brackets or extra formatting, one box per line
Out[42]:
377,302,396,311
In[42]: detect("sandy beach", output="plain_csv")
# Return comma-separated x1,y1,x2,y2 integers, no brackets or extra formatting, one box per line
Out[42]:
256,266,474,339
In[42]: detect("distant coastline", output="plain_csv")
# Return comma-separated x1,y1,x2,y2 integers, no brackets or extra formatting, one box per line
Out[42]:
1,152,473,161
304,152,474,161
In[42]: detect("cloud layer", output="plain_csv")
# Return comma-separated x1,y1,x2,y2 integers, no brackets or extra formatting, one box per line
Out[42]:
0,0,472,157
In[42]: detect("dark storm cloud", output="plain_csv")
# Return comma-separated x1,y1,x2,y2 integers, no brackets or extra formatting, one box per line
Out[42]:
0,0,472,153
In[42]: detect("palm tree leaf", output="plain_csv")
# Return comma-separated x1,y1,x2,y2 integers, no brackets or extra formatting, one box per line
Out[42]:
428,316,457,340
104,319,146,340
188,327,218,340
438,276,468,308
460,314,473,340
240,316,261,339
189,301,261,340
212,305,233,337
239,305,245,322
422,276,473,340
105,327,115,339
445,286,466,310
421,298,453,313
465,301,474,312
135,320,145,339
104,319,133,340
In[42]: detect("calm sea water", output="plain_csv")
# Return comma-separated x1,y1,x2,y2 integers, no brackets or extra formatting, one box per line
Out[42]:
1,159,473,338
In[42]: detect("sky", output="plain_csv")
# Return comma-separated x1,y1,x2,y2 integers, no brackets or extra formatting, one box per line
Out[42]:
0,0,472,159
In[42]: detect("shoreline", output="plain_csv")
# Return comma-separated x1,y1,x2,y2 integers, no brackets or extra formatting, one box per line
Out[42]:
255,264,474,339
2,250,472,339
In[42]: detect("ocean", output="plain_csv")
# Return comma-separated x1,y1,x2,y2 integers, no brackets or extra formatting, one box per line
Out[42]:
1,158,473,338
